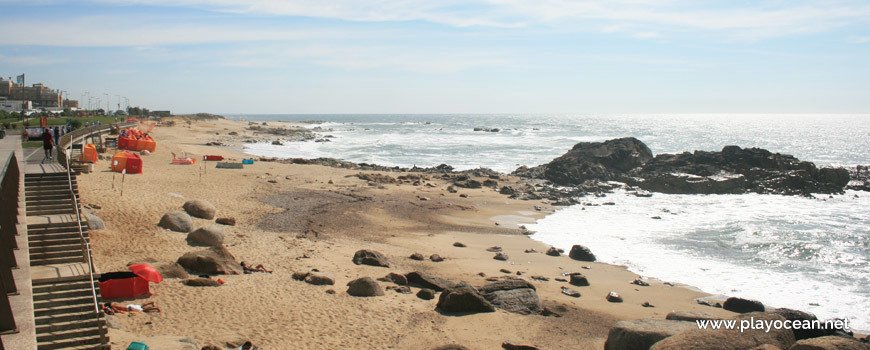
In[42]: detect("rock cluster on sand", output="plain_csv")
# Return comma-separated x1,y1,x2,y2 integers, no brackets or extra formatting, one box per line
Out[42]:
353,249,390,267
478,278,541,315
183,199,217,219
159,210,194,233
186,225,225,247
649,312,796,350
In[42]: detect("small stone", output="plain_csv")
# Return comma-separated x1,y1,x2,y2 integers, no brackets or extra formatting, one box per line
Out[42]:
561,287,580,298
531,275,549,282
409,253,425,260
430,254,444,262
215,217,236,226
417,288,436,300
524,249,536,253
568,273,589,286
325,289,335,294
545,247,562,256
486,246,503,252
501,341,539,350
723,297,765,313
388,285,412,294
606,291,623,303
642,302,654,308
555,278,567,282
499,269,512,274
493,252,509,261
352,249,390,267
631,278,650,286
459,194,469,198
453,242,466,247
304,272,335,286
346,277,384,297
292,271,309,281
385,272,408,285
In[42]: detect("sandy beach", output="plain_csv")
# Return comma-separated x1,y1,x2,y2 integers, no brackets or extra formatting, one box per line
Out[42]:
78,118,738,349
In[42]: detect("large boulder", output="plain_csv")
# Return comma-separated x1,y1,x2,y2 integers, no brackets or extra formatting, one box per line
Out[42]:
568,245,596,262
176,246,241,275
665,311,717,322
86,213,105,230
541,137,652,185
790,336,870,350
159,211,194,233
478,278,541,315
436,282,495,314
352,249,390,267
605,319,697,350
723,297,765,313
182,199,216,220
182,278,222,287
346,277,384,297
771,308,824,340
650,312,796,350
158,263,189,279
406,271,456,291
186,226,224,247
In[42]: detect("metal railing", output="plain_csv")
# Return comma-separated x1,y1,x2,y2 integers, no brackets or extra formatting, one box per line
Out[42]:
0,151,20,336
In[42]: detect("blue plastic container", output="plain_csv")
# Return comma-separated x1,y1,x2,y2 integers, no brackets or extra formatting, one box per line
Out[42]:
127,341,148,350
242,159,254,164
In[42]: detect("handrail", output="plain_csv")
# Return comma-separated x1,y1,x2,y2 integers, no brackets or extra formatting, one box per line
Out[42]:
63,144,101,318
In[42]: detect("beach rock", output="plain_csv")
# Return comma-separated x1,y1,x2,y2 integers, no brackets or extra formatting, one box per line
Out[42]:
650,312,796,350
790,336,870,350
159,210,194,233
182,199,216,220
104,315,121,330
568,273,590,286
538,137,653,185
304,272,335,286
406,271,456,291
292,271,309,281
493,252,509,261
352,249,390,267
606,291,623,303
436,282,495,314
182,278,222,287
453,242,466,247
385,272,408,285
186,225,224,247
158,263,189,279
501,341,539,350
545,247,562,256
215,217,236,226
86,213,105,230
346,277,384,297
430,254,444,262
387,285,412,294
431,345,471,350
604,319,697,350
666,311,717,322
177,246,241,275
750,345,783,350
417,288,436,300
723,297,765,313
479,279,541,315
568,244,596,261
487,246,503,252
454,179,482,188
771,308,824,340
561,287,580,298
409,253,425,261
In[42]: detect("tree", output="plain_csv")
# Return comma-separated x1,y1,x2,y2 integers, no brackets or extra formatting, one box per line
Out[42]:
69,119,82,130
22,120,30,127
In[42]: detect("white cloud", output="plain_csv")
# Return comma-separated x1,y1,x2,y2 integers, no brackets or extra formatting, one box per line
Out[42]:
0,53,66,66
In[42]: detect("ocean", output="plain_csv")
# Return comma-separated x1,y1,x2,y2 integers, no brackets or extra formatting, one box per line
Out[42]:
229,114,870,331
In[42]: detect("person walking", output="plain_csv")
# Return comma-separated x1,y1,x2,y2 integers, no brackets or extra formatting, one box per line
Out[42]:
42,129,55,161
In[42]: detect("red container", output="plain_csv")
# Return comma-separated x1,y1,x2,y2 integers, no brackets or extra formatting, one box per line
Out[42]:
125,153,143,174
126,138,139,151
203,155,224,161
118,137,130,150
98,272,151,299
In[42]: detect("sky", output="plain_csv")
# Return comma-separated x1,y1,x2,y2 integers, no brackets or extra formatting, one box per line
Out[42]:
0,0,869,114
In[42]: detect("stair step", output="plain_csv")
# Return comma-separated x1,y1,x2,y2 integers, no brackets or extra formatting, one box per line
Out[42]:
31,237,89,247
28,203,77,210
35,311,99,325
33,287,97,301
36,319,104,336
35,304,97,318
27,209,79,216
30,227,88,236
31,256,86,266
34,295,99,310
28,221,86,230
33,281,97,294
31,249,84,260
37,334,105,350
31,243,85,254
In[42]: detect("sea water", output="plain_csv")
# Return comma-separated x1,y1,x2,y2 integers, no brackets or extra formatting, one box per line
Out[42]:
231,114,870,330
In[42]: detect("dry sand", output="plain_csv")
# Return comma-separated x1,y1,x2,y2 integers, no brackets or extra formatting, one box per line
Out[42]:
77,118,737,349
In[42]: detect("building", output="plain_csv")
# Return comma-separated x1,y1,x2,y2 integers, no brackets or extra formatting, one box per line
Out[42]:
63,99,79,109
0,77,78,109
0,97,31,112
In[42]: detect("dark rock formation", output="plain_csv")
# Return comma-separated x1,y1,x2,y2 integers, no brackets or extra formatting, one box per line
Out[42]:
352,249,390,267
545,247,562,256
723,297,765,313
568,245,596,261
790,336,870,350
771,308,824,340
409,253,425,261
479,278,541,315
215,217,236,226
568,273,590,286
650,312,795,350
417,288,436,300
527,137,652,186
346,277,384,297
406,271,456,291
177,246,241,275
436,282,495,314
604,319,696,350
304,272,335,286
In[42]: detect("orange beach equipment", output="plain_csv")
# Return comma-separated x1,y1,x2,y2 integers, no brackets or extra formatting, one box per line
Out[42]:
80,143,98,163
111,151,143,174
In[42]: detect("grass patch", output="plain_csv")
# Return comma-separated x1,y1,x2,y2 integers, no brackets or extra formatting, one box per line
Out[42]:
22,141,43,148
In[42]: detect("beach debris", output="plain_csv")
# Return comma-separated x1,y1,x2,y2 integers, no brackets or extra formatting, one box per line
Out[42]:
524,249,536,253
545,247,563,256
304,271,335,286
346,277,385,297
486,246,503,252
86,213,105,230
182,278,222,287
186,225,225,247
158,210,194,233
665,311,717,322
651,216,662,219
479,278,541,315
177,246,241,275
606,291,623,303
182,199,216,220
406,271,456,291
267,179,278,183
530,275,549,282
631,278,650,286
568,273,590,286
215,217,236,226
650,312,796,350
493,252,509,261
568,244,597,261
459,194,469,198
641,302,654,308
604,319,697,350
501,341,539,350
534,205,543,211
723,297,765,313
452,242,466,247
436,282,495,314
431,345,471,350
499,269,512,274
352,249,390,267
560,287,580,298
417,288,436,300
429,254,444,262
555,278,567,282
409,253,425,261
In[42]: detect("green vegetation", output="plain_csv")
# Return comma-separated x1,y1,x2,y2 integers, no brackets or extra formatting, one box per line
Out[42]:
22,141,43,148
3,115,123,129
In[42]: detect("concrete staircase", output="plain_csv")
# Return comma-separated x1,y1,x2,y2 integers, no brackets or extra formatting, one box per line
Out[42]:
32,276,109,350
28,221,90,266
25,173,79,216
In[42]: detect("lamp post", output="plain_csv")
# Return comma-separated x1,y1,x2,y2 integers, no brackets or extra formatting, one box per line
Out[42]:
104,93,109,114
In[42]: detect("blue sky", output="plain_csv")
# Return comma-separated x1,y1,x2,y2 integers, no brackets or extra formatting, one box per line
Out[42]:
1,0,869,114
